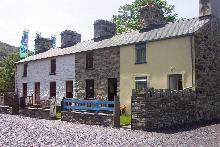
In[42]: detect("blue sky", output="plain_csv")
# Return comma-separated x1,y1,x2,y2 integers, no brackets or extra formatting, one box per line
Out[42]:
0,0,199,51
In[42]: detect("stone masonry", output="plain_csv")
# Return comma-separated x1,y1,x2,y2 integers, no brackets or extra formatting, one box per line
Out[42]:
61,111,113,127
131,89,220,130
194,16,220,97
75,47,120,99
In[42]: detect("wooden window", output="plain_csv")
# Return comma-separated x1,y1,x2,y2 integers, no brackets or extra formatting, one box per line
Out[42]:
50,59,56,75
86,79,94,99
135,43,146,64
23,63,28,77
50,82,56,98
135,77,147,91
86,52,93,69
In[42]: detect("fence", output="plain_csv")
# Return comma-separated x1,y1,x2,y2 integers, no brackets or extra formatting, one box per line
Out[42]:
0,91,19,115
61,97,120,127
0,92,16,107
131,88,220,130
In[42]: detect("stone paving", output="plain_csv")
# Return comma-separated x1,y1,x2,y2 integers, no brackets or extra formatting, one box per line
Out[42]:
0,114,220,147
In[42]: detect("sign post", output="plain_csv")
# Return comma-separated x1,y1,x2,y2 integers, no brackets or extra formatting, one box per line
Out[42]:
19,30,29,59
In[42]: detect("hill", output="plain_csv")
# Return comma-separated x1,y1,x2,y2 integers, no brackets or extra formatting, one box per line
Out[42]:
0,41,18,60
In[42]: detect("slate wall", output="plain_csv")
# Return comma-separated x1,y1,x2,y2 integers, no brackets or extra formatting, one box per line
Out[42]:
194,16,220,96
75,47,120,99
61,111,113,127
131,89,220,131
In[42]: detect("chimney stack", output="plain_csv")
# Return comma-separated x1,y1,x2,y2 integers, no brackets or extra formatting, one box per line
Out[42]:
140,4,166,31
199,0,220,18
35,34,53,54
94,20,116,41
61,30,81,48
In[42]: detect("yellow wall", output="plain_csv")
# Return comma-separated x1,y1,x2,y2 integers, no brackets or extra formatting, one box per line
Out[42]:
120,36,194,112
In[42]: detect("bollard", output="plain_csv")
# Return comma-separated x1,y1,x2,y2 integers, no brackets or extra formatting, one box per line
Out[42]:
113,96,120,128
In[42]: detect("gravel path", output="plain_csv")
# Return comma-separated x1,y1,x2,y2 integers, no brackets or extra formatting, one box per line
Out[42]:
0,114,220,147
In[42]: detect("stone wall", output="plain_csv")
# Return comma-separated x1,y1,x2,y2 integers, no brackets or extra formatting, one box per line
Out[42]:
131,89,220,130
61,111,113,127
75,47,120,99
194,16,220,96
0,106,12,114
19,108,50,119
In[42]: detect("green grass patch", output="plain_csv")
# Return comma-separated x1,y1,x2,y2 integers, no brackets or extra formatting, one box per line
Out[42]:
56,112,61,119
120,114,131,126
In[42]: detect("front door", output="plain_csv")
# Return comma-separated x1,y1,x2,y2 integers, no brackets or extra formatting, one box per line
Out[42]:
50,82,56,98
66,81,73,98
169,74,183,90
86,80,94,99
108,78,117,101
23,83,27,97
35,82,40,104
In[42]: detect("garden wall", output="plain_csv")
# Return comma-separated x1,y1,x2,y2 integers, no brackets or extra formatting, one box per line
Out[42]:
61,111,114,127
131,89,220,130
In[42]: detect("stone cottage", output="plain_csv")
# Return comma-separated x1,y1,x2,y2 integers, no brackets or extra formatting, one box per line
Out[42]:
16,0,220,111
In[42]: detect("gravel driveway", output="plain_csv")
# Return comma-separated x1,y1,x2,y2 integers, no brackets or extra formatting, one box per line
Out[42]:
0,114,220,147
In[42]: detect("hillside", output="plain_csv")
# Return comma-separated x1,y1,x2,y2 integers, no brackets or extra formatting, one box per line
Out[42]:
0,41,18,60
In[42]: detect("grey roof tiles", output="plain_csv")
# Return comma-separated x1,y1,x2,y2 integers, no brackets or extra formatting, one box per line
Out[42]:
17,16,211,63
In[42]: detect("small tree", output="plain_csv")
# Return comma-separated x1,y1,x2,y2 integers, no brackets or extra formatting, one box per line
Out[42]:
112,0,177,33
0,52,19,91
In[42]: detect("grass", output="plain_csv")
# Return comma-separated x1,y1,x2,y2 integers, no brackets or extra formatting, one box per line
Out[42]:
56,112,61,119
120,114,131,126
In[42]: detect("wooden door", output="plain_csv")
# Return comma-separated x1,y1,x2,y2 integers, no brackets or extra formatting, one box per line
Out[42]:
23,83,27,97
66,81,73,98
50,82,56,98
108,78,117,101
86,80,94,99
35,82,40,104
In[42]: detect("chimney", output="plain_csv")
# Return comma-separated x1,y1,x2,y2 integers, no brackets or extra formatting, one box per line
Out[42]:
35,35,53,54
140,4,166,31
94,20,116,41
61,30,81,48
199,0,220,18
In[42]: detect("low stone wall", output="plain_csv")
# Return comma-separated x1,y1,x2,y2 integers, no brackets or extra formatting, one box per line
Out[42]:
61,111,114,127
131,89,220,131
19,108,51,119
0,106,12,114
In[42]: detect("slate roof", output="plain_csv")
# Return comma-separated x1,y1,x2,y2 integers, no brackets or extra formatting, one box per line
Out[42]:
17,16,211,63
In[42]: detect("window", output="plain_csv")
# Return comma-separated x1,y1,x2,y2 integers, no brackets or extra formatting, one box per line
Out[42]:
50,59,56,75
86,52,93,69
86,79,94,99
23,63,28,77
50,82,56,98
135,43,146,64
135,77,147,91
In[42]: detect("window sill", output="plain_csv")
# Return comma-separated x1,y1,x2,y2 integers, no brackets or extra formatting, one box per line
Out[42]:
135,62,147,65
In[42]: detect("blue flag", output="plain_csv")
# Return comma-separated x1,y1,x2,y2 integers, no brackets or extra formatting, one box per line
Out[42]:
19,30,29,59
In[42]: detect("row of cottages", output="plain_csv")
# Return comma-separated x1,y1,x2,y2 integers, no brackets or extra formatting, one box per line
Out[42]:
15,1,220,112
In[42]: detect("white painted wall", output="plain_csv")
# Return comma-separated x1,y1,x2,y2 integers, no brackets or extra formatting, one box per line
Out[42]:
16,54,75,104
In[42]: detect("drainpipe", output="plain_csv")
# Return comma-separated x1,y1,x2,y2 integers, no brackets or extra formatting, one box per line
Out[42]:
190,35,194,89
